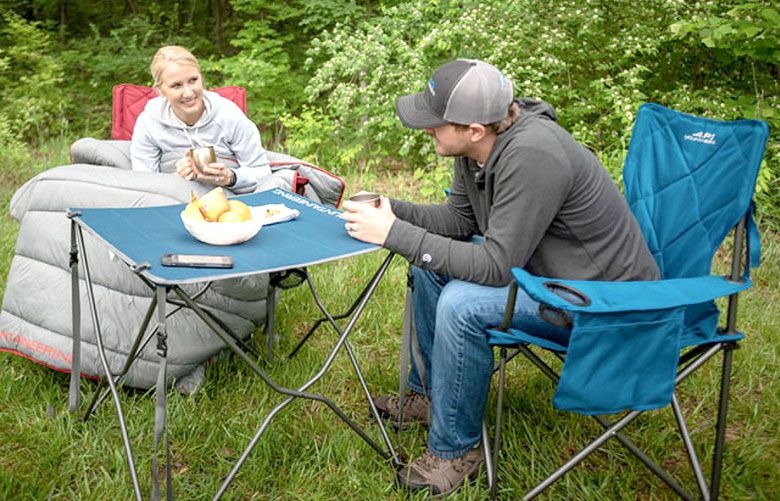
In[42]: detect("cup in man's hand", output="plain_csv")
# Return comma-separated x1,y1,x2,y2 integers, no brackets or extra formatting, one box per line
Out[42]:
189,146,216,173
348,191,381,208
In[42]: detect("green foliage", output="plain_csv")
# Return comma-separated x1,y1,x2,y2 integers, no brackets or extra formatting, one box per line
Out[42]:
671,3,780,63
0,12,67,142
298,0,779,223
211,0,388,143
0,116,32,169
300,0,678,168
413,159,453,200
280,106,363,169
57,8,222,136
666,1,780,226
0,0,777,224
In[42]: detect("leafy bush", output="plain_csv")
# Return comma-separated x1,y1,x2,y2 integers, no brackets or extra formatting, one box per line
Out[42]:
299,0,691,168
667,2,780,226
0,115,32,171
0,0,777,226
0,12,68,143
297,0,778,223
59,14,215,136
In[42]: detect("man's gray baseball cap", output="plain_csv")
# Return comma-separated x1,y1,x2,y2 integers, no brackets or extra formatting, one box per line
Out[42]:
396,59,514,129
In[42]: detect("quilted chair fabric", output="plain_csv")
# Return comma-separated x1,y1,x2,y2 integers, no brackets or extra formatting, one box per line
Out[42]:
489,103,769,414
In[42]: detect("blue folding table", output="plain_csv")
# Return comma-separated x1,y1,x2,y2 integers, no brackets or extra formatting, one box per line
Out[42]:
66,188,400,499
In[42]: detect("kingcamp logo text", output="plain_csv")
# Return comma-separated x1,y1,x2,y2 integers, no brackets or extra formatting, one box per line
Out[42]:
684,131,717,145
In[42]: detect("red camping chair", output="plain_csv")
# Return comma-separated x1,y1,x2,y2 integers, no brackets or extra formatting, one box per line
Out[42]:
110,83,345,207
111,84,247,140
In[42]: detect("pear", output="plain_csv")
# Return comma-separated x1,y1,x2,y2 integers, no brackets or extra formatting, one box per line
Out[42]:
218,210,244,223
199,187,231,222
226,200,252,222
183,191,206,221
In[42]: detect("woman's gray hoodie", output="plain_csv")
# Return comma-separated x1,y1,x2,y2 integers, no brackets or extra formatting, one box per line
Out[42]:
385,98,660,286
130,90,270,193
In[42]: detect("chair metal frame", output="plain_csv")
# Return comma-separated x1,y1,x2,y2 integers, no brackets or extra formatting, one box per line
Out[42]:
490,214,750,500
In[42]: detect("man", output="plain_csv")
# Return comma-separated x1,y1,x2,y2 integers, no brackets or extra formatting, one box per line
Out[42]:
341,59,659,497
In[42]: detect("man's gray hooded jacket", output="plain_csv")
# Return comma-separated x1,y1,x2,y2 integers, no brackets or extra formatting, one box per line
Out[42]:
385,98,659,286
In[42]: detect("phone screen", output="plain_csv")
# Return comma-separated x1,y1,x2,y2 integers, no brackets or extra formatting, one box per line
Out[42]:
161,254,233,268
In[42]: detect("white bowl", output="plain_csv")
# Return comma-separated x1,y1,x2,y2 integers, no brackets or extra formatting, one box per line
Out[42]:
180,207,265,246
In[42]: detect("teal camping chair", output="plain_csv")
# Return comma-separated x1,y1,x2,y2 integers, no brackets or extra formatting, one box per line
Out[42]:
487,103,769,499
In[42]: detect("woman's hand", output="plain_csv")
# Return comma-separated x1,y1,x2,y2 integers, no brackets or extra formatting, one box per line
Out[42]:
175,155,198,181
340,196,396,245
175,155,235,187
197,162,235,187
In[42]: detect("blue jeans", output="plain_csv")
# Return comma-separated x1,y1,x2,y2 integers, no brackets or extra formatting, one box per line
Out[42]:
406,266,571,459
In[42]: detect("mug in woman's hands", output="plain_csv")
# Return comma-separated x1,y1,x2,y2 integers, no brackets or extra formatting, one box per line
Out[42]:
189,146,216,173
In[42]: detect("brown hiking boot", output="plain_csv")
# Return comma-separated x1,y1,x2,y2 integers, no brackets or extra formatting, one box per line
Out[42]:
397,447,484,498
374,391,431,427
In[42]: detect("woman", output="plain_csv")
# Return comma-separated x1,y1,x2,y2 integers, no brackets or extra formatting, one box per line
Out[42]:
130,46,270,193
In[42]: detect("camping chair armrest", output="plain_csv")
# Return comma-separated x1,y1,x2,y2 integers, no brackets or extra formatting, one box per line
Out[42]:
511,268,752,314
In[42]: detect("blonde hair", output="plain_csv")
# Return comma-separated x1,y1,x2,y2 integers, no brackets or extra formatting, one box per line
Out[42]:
150,46,201,87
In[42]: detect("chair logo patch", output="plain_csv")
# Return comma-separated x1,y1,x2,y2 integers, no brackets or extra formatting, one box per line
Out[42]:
684,131,717,145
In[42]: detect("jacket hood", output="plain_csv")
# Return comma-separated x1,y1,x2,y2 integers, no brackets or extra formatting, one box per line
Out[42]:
477,98,557,176
516,97,557,122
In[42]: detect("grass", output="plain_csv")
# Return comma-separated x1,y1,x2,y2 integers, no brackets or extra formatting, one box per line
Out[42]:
0,141,779,500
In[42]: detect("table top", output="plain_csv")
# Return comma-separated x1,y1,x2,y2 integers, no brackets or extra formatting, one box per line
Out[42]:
70,188,379,285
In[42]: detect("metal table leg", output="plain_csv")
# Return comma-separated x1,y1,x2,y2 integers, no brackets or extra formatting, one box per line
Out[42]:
151,285,172,501
303,256,400,466
81,294,157,421
175,252,400,499
73,223,143,501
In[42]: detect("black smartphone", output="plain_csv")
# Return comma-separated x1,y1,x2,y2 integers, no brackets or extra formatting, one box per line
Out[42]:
160,253,233,269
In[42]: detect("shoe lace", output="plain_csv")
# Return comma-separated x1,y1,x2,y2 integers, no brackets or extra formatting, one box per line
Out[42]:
417,450,474,474
418,451,445,471
397,391,427,411
451,454,471,474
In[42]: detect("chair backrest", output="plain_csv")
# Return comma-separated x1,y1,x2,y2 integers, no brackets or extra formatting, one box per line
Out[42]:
111,84,248,140
623,103,769,280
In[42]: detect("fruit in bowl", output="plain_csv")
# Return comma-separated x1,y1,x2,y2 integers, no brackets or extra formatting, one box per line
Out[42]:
181,188,263,245
220,199,252,222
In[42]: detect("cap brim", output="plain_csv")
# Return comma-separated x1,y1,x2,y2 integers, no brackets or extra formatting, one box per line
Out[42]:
395,93,448,129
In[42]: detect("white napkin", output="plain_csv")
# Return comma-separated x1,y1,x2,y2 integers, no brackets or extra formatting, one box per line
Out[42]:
254,204,300,225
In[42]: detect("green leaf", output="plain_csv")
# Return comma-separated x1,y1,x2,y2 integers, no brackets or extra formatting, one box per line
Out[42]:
761,8,780,25
741,26,763,38
713,24,736,39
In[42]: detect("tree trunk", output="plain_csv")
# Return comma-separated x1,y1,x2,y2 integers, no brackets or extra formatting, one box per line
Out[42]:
59,0,66,46
215,0,223,54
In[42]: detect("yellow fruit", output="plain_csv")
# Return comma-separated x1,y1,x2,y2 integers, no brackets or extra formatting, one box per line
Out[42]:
199,187,230,222
218,210,244,223
227,200,252,221
183,201,205,221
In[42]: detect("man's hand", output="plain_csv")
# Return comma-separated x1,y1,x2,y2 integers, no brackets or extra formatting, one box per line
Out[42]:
341,196,396,245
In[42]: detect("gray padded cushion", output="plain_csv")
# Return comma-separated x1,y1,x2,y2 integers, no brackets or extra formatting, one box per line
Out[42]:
70,138,132,170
